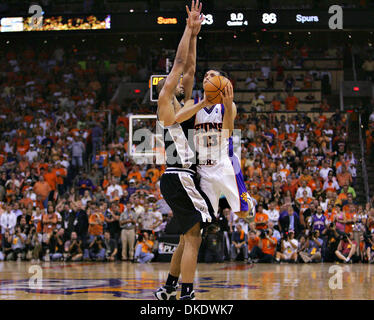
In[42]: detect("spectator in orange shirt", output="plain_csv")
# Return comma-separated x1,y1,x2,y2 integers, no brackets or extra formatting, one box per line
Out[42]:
337,165,352,188
110,155,127,179
18,156,29,172
128,166,142,183
285,91,299,111
248,230,260,254
88,209,105,242
248,228,277,263
42,206,58,237
16,138,30,156
44,166,57,192
134,232,154,263
254,205,269,230
271,95,282,111
344,205,356,234
33,176,52,208
146,164,160,184
116,112,129,130
54,162,67,195
308,173,322,193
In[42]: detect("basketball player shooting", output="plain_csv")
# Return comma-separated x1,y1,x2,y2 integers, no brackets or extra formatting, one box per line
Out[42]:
154,0,214,300
176,48,256,222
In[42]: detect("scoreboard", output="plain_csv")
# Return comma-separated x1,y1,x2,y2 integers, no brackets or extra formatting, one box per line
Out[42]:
1,8,373,33
111,8,373,31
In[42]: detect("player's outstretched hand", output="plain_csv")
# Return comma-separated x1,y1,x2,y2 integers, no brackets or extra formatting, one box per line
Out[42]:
185,4,194,29
186,0,204,34
220,81,234,108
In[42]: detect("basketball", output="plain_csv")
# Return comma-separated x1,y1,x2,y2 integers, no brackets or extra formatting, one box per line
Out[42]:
203,75,230,104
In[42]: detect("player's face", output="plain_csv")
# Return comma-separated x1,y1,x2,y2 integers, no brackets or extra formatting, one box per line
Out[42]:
203,70,220,86
175,83,185,101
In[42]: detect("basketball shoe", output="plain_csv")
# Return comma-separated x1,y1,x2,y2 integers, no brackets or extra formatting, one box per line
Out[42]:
180,290,195,300
154,284,178,300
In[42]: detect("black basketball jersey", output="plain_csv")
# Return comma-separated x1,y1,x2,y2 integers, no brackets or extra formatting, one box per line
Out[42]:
157,116,196,171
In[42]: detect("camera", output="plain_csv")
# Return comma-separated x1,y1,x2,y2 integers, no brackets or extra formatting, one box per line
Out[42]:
260,230,268,239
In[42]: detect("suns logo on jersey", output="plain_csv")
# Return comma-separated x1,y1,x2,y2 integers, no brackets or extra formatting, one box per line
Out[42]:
194,122,223,133
240,192,248,203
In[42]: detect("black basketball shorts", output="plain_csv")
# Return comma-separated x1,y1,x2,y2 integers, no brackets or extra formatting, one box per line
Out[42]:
160,167,215,235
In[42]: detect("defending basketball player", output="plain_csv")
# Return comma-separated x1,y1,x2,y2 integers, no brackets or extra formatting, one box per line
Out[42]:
154,1,214,300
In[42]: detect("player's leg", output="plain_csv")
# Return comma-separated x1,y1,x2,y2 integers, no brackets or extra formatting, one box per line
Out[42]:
197,167,221,217
156,170,212,300
180,221,201,300
222,155,256,219
169,235,185,276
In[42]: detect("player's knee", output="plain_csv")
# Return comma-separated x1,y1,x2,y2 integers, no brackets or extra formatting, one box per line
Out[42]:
184,231,202,247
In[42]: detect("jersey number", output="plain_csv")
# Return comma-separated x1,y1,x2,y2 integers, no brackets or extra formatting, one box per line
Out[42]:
201,135,218,148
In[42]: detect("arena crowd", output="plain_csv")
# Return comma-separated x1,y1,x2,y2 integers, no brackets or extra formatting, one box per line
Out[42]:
1,41,374,265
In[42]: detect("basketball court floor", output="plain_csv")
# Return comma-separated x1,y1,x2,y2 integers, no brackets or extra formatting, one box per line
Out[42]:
0,261,372,300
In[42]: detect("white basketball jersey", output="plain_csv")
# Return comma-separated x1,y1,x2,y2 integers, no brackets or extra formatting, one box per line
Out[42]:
194,102,230,165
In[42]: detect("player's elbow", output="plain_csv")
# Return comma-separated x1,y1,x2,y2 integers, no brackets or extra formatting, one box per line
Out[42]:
174,57,187,67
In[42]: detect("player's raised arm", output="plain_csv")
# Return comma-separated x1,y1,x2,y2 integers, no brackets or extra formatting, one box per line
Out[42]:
157,5,194,126
221,81,237,138
182,0,203,101
175,93,213,123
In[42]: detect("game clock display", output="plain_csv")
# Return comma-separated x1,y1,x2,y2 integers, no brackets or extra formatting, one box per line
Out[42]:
150,75,167,102
150,75,183,102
